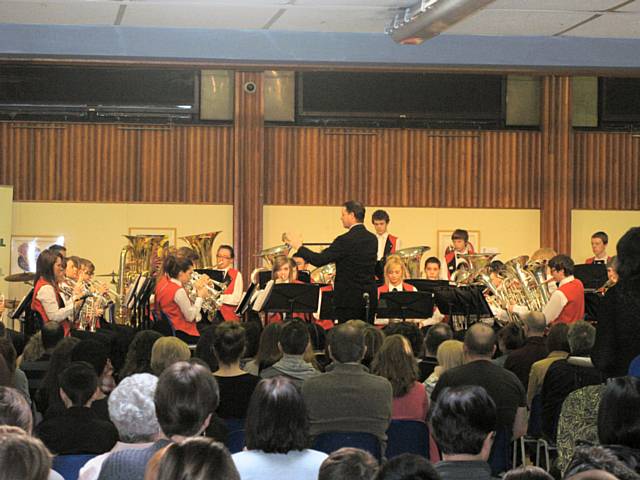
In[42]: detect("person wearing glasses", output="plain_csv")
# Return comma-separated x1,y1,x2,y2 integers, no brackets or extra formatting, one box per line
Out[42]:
215,245,243,322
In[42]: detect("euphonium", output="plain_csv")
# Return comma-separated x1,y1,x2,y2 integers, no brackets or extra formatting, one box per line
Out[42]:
395,246,431,279
179,231,222,269
525,259,551,304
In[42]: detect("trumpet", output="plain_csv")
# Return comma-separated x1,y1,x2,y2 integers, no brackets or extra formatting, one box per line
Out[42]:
188,272,229,314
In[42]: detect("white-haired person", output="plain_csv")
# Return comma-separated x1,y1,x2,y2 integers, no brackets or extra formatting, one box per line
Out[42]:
79,374,161,480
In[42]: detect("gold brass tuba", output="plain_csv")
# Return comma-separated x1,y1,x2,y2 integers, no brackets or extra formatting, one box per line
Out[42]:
310,263,336,285
179,231,222,269
394,246,431,279
256,244,291,269
452,252,499,284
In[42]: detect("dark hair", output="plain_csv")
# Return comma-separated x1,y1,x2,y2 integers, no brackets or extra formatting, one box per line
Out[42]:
451,229,469,243
424,256,441,268
213,323,246,365
0,387,33,434
546,323,570,352
0,339,16,375
343,200,366,223
565,444,640,480
120,330,163,379
245,377,309,453
59,362,98,407
568,320,596,356
71,339,109,377
0,426,52,480
490,260,506,275
279,319,310,356
242,320,262,359
466,323,497,357
549,254,575,276
36,337,80,414
372,210,390,223
372,335,418,397
0,357,9,388
616,227,640,287
34,249,61,286
217,245,235,259
598,376,640,448
41,322,64,351
254,323,283,372
319,447,378,480
329,324,365,363
362,326,385,369
77,258,95,275
163,255,193,279
424,323,453,357
193,327,218,372
155,361,219,437
157,437,240,480
429,385,497,455
503,466,554,480
497,323,525,353
48,244,66,256
592,231,609,245
177,246,200,264
374,453,439,480
384,323,423,358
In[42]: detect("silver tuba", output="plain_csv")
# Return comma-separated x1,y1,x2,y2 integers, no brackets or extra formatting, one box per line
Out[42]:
394,246,431,279
179,231,222,269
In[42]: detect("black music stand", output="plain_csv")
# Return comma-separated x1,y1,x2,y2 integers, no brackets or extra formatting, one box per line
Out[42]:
319,289,336,321
236,283,257,317
11,289,38,337
298,270,311,283
406,279,451,293
257,270,272,289
377,291,435,322
574,264,608,291
433,285,492,317
262,283,320,321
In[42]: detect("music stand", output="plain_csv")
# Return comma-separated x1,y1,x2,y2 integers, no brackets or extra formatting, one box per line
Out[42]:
433,285,493,317
574,263,608,291
236,283,257,317
262,283,320,320
405,279,451,293
377,291,435,322
257,270,272,289
297,270,311,283
318,289,336,321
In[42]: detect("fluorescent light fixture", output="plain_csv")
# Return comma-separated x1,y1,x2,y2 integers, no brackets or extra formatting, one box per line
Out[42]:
386,0,497,45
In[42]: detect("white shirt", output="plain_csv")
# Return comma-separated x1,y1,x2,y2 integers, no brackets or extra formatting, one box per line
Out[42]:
36,284,74,323
170,278,203,322
376,233,401,261
219,268,243,306
232,449,327,480
78,441,153,480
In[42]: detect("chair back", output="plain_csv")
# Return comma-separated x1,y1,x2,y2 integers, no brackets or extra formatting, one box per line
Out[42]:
224,418,246,454
313,431,381,460
385,420,430,459
52,454,97,480
151,310,176,337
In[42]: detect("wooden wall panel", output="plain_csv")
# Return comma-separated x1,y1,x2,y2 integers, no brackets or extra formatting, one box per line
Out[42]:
574,131,640,210
265,126,542,208
0,122,233,203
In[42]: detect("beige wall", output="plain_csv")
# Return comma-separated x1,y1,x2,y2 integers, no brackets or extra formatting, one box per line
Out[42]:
572,210,640,262
0,186,13,299
264,205,541,271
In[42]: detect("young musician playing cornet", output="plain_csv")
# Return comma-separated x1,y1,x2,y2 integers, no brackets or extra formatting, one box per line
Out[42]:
215,245,244,322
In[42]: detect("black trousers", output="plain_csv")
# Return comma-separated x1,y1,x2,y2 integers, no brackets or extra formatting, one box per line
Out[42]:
335,295,377,324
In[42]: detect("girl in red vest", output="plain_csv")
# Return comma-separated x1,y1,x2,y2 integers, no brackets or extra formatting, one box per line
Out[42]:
155,255,209,344
31,249,82,336
377,255,416,298
266,256,314,325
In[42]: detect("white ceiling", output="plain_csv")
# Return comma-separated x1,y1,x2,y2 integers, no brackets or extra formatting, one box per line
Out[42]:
0,0,638,38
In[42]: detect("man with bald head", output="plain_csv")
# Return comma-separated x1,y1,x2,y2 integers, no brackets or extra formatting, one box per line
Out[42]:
505,312,549,389
431,323,527,440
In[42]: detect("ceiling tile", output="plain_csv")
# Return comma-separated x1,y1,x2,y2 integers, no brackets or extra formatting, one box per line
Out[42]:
0,1,119,25
272,6,389,33
487,0,623,11
563,11,640,37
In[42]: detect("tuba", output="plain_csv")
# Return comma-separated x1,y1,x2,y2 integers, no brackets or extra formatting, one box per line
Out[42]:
179,231,222,269
310,263,336,285
503,255,547,312
256,244,291,269
453,252,498,284
525,259,551,304
394,246,431,279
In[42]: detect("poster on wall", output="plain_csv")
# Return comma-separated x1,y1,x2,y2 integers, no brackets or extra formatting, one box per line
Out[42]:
437,230,481,257
10,235,65,274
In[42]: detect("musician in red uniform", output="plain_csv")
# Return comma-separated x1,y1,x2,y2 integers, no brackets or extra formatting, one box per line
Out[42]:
543,254,585,326
154,255,209,344
585,231,611,265
215,245,243,322
31,249,83,336
372,209,401,281
266,256,314,325
442,229,475,280
423,257,442,281
377,255,416,297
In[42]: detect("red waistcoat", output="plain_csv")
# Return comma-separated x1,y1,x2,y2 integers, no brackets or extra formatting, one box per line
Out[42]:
554,278,585,325
31,278,71,336
219,268,240,322
155,279,200,337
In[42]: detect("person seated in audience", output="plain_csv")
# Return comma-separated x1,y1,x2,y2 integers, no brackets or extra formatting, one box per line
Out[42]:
504,312,549,389
423,257,442,281
243,323,283,376
261,319,319,388
541,320,602,442
372,334,428,422
193,326,219,372
36,362,118,455
119,330,163,380
585,231,611,265
494,323,525,368
20,323,63,397
69,339,114,420
419,322,453,381
424,339,464,395
98,361,219,480
153,437,240,480
430,385,497,480
232,377,328,480
431,324,528,442
598,376,640,453
212,322,260,420
502,466,553,480
375,454,439,480
564,444,640,480
0,386,33,433
0,338,30,403
383,322,424,360
0,355,10,387
318,447,378,480
362,325,384,371
302,323,392,448
0,425,53,480
35,336,80,416
78,373,161,480
527,323,569,407
149,337,191,376
17,332,44,367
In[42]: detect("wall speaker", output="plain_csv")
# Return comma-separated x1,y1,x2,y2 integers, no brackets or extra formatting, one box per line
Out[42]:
200,70,234,121
505,75,541,127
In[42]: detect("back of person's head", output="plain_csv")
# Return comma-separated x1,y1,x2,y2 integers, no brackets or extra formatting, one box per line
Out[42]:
71,339,109,377
151,337,191,375
384,323,423,358
121,330,163,378
39,336,80,410
41,322,64,351
254,323,283,369
616,227,640,287
502,466,554,480
429,385,497,457
362,326,385,368
424,323,453,357
568,321,596,356
156,437,239,480
465,323,497,358
213,322,246,365
59,361,98,407
0,355,9,387
329,324,366,364
597,376,640,448
343,200,366,223
497,323,525,353
318,447,378,480
523,311,547,335
245,377,308,454
372,335,417,398
155,361,219,438
0,338,16,373
436,340,464,372
0,387,33,434
108,373,160,443
242,320,262,359
162,255,193,279
374,453,439,480
279,319,310,356
565,445,640,480
549,254,575,276
21,332,44,364
0,426,52,480
193,326,218,372
546,323,570,352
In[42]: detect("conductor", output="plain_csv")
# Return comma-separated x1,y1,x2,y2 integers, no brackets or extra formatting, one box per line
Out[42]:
286,200,378,324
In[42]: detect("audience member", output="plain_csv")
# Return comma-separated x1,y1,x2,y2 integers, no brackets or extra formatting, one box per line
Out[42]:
502,466,553,480
362,326,385,370
303,323,392,445
243,323,283,375
21,323,64,398
318,447,378,480
598,376,640,450
527,323,570,406
232,377,327,480
212,322,260,419
565,445,640,480
423,340,464,395
420,323,453,382
70,339,114,419
155,437,240,480
374,453,439,480
120,330,162,379
0,337,29,401
504,312,549,389
17,331,44,365
35,336,80,416
384,322,424,359
0,425,52,480
494,323,525,367
193,326,218,372
79,374,161,480
431,324,527,440
0,386,33,433
150,337,191,375
430,385,497,480
261,319,319,388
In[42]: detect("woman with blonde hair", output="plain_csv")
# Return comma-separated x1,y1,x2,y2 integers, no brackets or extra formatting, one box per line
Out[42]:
423,339,464,395
150,337,191,375
377,255,416,296
0,426,52,480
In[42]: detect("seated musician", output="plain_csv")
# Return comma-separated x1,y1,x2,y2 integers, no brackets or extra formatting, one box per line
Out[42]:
31,249,84,336
215,245,244,322
59,255,82,304
377,255,416,296
598,255,619,294
423,256,442,280
266,256,311,324
154,255,210,344
585,231,611,265
442,229,475,280
372,209,401,281
292,253,311,273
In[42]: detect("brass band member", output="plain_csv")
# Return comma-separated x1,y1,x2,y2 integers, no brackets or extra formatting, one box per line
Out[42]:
377,255,416,296
585,231,611,265
423,257,442,280
372,209,401,280
266,256,313,325
215,245,244,322
443,229,475,280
